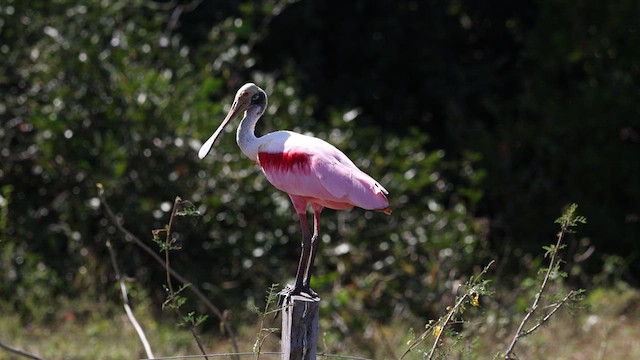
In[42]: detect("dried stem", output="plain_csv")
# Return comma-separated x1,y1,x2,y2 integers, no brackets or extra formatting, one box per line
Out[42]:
163,0,204,40
503,205,582,359
106,240,155,358
97,184,239,359
400,261,494,360
0,341,45,360
160,196,209,359
426,291,470,360
520,290,577,337
253,284,280,360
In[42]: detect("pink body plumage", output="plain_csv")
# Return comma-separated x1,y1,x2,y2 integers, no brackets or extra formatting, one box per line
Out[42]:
255,133,390,215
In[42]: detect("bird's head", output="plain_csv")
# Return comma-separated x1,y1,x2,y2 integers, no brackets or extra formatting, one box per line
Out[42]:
198,83,267,159
233,83,265,111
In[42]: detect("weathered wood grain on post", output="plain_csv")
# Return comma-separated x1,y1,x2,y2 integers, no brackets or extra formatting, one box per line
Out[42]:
281,293,320,360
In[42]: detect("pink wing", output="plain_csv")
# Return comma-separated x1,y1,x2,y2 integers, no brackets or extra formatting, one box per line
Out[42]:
256,135,389,212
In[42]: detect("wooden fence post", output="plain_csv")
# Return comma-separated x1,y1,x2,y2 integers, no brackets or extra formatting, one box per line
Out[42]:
280,293,320,360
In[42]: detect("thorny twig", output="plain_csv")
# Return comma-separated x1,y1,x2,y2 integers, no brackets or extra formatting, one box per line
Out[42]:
426,291,470,360
97,184,240,359
520,289,578,337
400,261,494,360
503,204,585,359
252,284,280,360
155,196,208,359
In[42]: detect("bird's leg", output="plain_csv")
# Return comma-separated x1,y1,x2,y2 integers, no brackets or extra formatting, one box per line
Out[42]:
292,211,312,294
274,212,310,319
275,210,311,318
302,206,322,296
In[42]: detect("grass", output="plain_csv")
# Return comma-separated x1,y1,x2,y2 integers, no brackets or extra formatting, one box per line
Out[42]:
3,204,638,359
0,297,197,359
1,284,639,359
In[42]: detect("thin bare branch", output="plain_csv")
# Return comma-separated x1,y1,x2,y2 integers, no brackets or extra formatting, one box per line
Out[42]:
161,196,209,359
503,206,580,359
96,184,240,358
520,290,577,337
142,352,372,360
0,341,45,360
245,0,299,53
106,239,155,359
427,291,469,360
401,261,494,360
163,0,204,39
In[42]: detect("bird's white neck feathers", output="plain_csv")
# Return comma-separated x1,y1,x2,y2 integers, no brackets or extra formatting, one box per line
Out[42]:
236,103,265,162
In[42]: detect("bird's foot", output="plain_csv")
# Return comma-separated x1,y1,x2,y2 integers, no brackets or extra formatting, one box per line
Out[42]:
302,285,318,298
273,284,318,319
281,284,317,298
277,283,317,297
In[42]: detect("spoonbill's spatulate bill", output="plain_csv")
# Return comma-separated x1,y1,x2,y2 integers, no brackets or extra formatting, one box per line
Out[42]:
199,83,391,295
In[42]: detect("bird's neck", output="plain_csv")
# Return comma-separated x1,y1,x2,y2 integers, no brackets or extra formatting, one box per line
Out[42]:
236,106,263,162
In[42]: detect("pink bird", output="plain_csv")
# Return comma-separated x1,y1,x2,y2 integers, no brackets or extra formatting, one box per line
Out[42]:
199,83,391,295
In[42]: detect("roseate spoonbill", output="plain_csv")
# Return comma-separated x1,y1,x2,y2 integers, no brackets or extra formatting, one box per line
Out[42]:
199,83,390,295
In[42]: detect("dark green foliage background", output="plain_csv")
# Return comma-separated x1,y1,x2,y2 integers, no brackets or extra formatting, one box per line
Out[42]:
1,0,638,331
